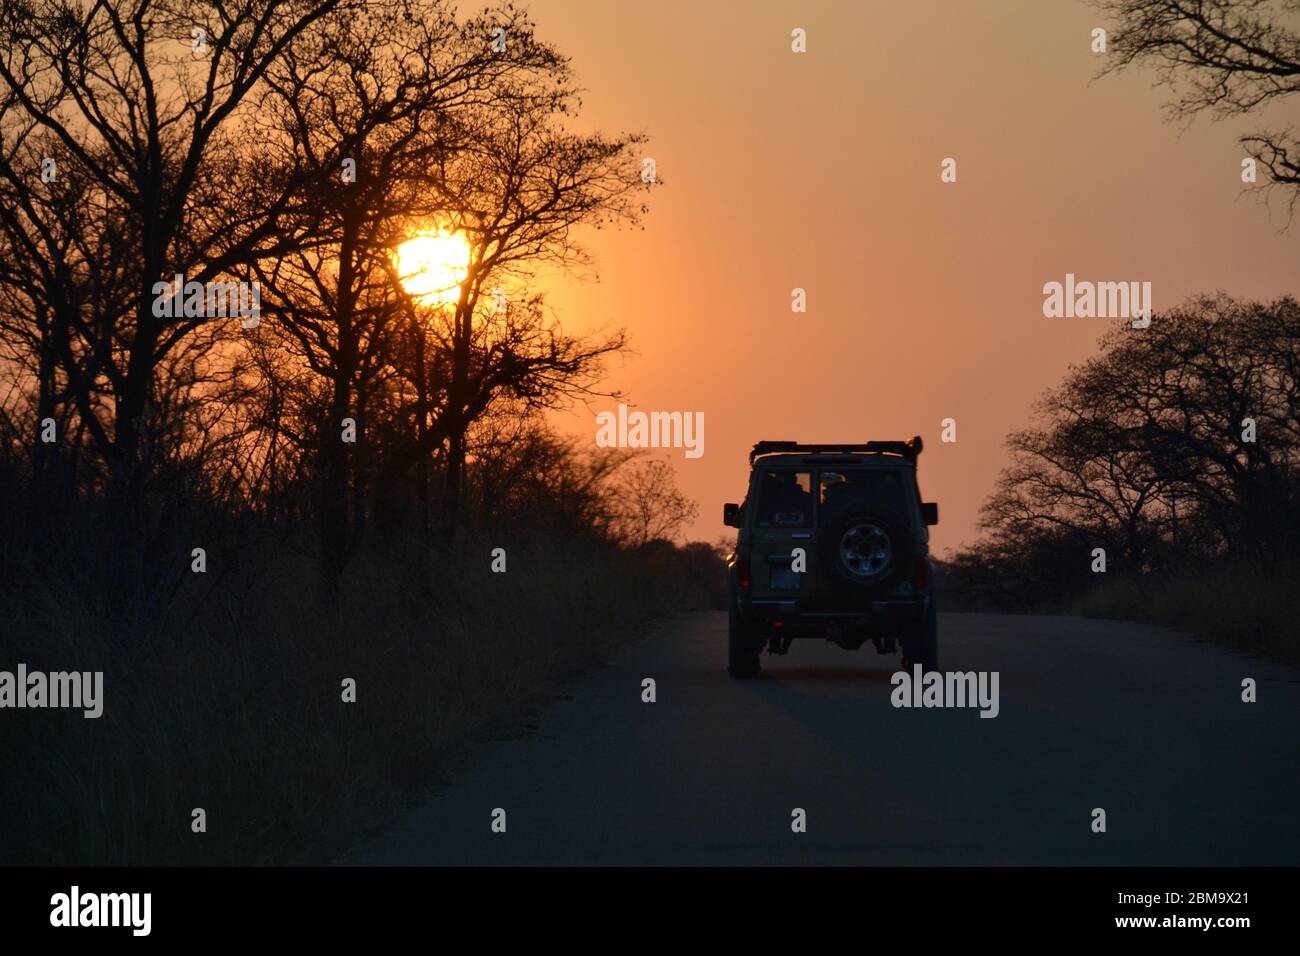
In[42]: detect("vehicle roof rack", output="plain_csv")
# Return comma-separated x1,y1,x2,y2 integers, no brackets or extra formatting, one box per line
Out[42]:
749,436,923,465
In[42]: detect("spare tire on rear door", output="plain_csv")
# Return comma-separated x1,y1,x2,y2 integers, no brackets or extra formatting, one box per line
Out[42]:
819,509,913,595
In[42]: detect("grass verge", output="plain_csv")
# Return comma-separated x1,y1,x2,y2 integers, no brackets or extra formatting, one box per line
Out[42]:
1070,562,1300,665
0,535,709,864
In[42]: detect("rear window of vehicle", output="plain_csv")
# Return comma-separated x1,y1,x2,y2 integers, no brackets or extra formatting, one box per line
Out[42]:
817,469,908,519
754,470,813,527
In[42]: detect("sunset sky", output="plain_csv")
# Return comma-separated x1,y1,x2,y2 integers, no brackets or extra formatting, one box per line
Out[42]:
522,0,1298,553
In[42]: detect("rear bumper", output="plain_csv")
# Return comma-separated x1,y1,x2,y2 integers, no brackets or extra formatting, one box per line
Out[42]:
740,594,927,631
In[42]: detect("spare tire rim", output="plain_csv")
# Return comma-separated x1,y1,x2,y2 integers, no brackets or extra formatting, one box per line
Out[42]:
839,520,892,578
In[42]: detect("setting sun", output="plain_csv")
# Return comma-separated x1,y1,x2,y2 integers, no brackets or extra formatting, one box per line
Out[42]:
394,230,470,305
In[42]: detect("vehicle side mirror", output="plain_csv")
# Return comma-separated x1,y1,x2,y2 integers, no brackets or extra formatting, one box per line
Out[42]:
723,502,742,527
921,502,939,526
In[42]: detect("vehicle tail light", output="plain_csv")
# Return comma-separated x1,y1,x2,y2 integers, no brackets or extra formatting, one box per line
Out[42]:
736,556,752,590
912,558,929,590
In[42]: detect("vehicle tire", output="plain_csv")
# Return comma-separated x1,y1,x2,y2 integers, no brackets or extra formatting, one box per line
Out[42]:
819,509,914,595
902,598,939,672
728,601,762,678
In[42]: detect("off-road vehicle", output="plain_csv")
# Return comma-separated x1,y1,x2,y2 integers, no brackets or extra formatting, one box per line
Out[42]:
722,437,939,677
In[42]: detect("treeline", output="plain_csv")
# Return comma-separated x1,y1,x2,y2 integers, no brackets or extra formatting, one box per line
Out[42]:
0,0,705,582
945,294,1300,656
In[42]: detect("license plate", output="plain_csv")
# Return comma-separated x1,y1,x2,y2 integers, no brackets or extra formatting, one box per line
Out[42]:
770,568,801,589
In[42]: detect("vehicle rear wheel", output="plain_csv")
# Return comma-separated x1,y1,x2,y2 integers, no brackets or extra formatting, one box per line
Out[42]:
902,599,938,672
727,601,762,678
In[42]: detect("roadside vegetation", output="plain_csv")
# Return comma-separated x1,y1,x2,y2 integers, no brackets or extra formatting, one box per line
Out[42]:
1025,2,1300,661
0,426,721,865
0,1,721,864
944,296,1300,665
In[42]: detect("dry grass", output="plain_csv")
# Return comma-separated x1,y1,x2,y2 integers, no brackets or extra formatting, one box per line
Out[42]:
0,533,698,865
1071,562,1300,665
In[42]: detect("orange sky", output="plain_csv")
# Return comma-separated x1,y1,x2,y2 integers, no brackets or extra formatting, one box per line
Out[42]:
521,0,1298,554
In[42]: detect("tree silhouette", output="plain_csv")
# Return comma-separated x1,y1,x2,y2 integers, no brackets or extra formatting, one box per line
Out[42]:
1096,0,1300,216
970,294,1300,606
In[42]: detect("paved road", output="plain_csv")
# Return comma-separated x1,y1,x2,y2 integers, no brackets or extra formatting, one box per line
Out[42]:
347,612,1300,865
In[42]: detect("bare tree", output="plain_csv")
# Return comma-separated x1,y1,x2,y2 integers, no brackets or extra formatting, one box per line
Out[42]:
416,63,654,536
604,455,699,548
1095,0,1300,216
0,0,349,494
241,0,582,593
0,132,135,491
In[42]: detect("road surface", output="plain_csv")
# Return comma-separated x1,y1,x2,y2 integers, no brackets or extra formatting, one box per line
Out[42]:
347,612,1300,865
